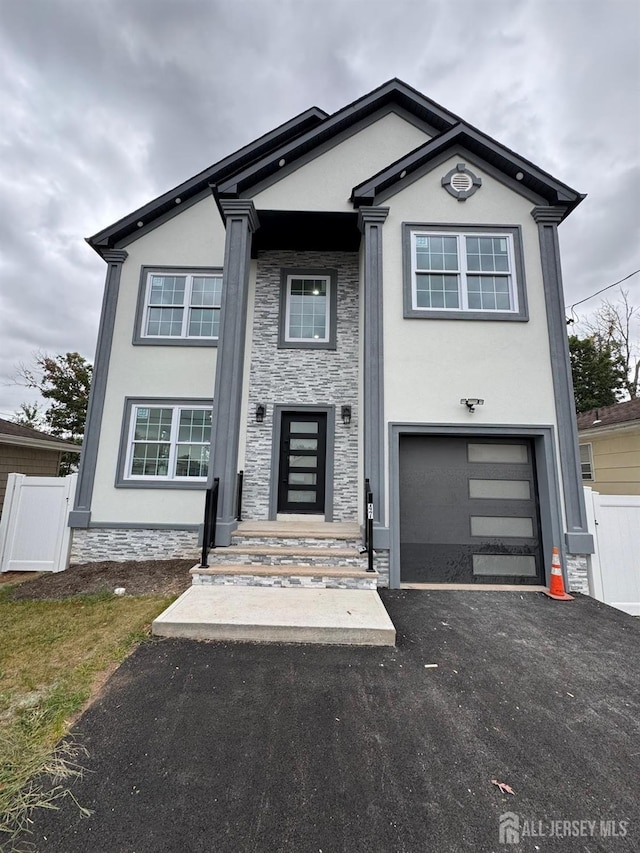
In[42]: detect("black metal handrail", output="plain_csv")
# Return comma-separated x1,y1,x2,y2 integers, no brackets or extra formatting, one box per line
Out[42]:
236,470,244,521
200,477,220,568
364,477,374,573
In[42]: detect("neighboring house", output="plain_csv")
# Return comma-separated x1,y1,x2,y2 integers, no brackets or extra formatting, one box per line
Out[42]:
69,78,593,588
0,418,80,512
577,399,640,495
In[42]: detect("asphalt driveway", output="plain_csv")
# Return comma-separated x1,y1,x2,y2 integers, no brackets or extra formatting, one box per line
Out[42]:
30,591,640,852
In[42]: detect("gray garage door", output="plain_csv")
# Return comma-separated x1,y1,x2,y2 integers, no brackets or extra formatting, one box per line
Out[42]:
399,436,542,584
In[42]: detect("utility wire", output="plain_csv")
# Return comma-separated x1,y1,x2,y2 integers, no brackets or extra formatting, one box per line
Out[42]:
567,269,640,313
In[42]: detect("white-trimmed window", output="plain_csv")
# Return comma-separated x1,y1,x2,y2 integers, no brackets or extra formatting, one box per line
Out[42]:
143,272,222,339
402,225,528,322
579,443,594,481
125,405,212,481
284,274,331,343
409,231,519,315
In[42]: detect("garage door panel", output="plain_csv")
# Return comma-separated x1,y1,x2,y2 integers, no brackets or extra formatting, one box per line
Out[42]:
402,543,541,583
399,436,542,584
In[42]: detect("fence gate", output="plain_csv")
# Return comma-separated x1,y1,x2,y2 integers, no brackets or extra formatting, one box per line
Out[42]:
585,487,640,616
0,473,77,573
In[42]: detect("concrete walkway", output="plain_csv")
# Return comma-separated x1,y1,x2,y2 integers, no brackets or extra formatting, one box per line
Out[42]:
152,586,396,645
29,591,640,852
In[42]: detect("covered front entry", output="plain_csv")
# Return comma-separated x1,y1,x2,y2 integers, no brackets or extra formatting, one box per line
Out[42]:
277,412,327,513
399,436,543,584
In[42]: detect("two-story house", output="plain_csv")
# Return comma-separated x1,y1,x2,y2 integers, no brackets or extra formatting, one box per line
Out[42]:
69,79,593,591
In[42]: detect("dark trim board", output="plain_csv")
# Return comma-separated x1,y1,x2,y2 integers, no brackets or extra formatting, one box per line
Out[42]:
70,250,127,529
533,207,594,555
388,424,564,590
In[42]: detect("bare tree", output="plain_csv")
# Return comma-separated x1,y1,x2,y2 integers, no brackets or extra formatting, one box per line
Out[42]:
580,289,640,399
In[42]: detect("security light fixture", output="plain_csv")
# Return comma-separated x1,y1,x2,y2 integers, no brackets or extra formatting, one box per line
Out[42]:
255,403,266,423
341,405,352,425
461,398,484,413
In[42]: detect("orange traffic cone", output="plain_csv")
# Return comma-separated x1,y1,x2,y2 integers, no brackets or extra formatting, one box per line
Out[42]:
544,547,574,600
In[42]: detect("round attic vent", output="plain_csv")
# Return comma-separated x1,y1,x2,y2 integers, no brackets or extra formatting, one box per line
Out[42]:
441,163,482,201
451,172,473,192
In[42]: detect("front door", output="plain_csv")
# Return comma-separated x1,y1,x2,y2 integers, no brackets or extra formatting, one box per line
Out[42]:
399,436,542,584
278,412,327,514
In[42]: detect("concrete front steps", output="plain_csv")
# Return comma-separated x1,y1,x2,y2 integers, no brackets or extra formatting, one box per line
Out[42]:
191,520,378,590
152,520,395,646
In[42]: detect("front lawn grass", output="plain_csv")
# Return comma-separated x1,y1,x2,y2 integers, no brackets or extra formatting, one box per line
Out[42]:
0,588,174,850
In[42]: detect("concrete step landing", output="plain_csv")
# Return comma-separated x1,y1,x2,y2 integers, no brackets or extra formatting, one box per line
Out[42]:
152,586,396,646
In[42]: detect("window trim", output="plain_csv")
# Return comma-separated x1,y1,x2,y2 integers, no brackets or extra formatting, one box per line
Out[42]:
579,442,594,481
278,268,338,350
402,224,529,322
116,397,213,489
133,266,223,346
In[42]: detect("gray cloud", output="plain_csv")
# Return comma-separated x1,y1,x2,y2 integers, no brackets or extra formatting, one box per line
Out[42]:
1,0,638,414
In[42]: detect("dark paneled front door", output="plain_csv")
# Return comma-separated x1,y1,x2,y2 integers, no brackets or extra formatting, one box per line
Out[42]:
277,413,327,514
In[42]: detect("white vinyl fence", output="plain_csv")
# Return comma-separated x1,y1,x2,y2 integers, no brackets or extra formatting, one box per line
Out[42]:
584,487,640,616
0,473,76,573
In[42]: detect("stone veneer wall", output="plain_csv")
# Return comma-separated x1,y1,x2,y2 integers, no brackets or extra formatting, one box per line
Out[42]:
242,251,360,521
566,553,590,595
71,528,199,563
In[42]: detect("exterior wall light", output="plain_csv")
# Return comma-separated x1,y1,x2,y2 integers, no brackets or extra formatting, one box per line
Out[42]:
461,398,484,413
255,404,266,423
341,405,352,425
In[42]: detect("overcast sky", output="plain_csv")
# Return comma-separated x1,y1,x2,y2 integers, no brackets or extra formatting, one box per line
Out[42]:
1,0,639,417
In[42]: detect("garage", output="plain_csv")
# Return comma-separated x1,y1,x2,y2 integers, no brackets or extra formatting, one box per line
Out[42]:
399,435,543,584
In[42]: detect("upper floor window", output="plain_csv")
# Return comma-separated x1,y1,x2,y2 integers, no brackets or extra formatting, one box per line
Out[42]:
121,403,212,485
402,225,528,322
278,268,338,350
286,275,330,342
135,268,222,345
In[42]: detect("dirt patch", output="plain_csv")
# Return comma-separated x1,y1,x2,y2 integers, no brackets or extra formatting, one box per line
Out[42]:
5,559,194,601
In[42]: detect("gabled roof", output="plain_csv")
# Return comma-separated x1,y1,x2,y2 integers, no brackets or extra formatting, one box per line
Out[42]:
87,106,328,253
87,78,584,254
576,398,640,432
0,418,81,452
351,123,584,216
215,78,460,198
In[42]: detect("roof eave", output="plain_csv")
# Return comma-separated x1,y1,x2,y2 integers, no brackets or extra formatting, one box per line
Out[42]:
350,123,584,215
86,106,329,254
0,434,82,452
215,79,462,198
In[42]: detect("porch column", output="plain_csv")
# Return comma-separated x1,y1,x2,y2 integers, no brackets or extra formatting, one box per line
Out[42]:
358,207,389,539
532,205,593,554
209,199,259,545
69,249,128,528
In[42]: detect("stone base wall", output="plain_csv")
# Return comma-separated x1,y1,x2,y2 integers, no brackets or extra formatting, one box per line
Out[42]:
566,553,590,595
71,528,200,563
374,551,390,588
